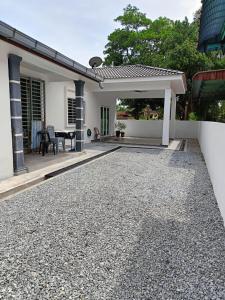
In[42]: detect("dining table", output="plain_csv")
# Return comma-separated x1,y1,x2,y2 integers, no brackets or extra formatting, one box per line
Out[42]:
55,130,76,151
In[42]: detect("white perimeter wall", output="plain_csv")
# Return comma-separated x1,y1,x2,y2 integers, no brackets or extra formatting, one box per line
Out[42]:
121,120,163,138
198,122,225,224
175,121,199,138
121,119,225,223
120,120,199,139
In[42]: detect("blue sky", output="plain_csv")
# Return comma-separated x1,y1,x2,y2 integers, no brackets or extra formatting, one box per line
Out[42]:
0,0,201,66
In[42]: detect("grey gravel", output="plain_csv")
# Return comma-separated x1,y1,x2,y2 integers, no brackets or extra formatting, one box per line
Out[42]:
0,148,225,300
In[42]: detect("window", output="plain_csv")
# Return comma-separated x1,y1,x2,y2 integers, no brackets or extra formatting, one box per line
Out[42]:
67,98,86,126
67,98,76,125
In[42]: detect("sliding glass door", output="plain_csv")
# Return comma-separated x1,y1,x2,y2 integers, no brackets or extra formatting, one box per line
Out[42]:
100,106,110,136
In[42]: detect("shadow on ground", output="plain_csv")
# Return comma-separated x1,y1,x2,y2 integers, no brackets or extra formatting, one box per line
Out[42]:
108,150,225,300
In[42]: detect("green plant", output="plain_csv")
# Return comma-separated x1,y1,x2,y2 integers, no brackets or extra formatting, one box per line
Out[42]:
188,112,199,121
116,121,126,131
115,122,120,130
119,122,126,131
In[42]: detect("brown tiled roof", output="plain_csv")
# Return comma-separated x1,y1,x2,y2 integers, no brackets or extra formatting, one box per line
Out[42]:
92,64,183,80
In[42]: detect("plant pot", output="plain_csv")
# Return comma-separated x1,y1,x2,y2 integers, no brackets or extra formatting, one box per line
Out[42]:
121,132,125,137
116,130,121,137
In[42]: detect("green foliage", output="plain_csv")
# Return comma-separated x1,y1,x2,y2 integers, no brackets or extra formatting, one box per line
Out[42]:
104,6,216,75
195,100,225,122
116,103,127,112
115,121,127,131
115,4,151,31
119,122,127,131
188,112,199,121
119,98,163,120
103,5,225,121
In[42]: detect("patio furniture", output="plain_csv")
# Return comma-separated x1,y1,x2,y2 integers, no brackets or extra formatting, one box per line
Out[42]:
94,127,101,141
68,131,76,151
37,130,57,156
47,126,65,153
55,130,76,151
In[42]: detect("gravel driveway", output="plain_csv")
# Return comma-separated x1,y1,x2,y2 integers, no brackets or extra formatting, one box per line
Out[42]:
0,148,225,299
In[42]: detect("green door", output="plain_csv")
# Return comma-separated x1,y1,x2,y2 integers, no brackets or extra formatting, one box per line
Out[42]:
100,106,109,136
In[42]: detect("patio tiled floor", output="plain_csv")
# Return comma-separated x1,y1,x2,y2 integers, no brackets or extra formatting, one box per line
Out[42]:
0,143,118,199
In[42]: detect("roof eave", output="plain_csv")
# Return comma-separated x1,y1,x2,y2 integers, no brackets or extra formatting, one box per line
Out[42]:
102,74,185,82
0,20,103,82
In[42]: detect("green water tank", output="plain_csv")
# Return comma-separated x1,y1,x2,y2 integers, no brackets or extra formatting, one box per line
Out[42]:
198,0,225,52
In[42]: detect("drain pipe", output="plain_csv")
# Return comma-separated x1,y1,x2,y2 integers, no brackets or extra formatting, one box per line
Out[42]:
99,81,104,89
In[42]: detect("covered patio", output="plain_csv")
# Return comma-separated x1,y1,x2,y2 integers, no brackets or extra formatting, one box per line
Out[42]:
0,20,102,179
93,65,187,146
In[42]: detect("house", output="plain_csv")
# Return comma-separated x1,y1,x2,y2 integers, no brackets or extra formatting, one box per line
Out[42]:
0,20,186,181
116,111,130,120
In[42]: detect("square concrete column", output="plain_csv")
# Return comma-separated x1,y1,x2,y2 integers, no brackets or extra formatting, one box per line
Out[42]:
8,54,26,175
74,80,85,152
162,88,171,146
170,92,177,139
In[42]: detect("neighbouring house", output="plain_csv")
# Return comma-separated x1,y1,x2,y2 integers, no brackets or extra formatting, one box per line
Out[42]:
143,105,159,120
117,111,130,120
0,20,186,181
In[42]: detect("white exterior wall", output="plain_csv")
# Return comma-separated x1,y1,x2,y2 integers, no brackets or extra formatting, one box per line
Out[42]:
0,44,14,180
45,82,66,130
85,92,116,142
198,122,225,224
45,82,117,143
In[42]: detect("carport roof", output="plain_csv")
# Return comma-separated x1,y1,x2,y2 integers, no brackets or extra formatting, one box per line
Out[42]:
92,64,184,80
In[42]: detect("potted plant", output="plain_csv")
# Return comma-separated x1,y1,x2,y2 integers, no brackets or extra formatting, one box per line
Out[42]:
115,121,127,137
115,122,121,137
120,122,127,137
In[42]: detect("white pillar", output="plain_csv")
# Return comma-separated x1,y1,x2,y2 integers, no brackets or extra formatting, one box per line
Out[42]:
170,92,177,139
162,88,171,146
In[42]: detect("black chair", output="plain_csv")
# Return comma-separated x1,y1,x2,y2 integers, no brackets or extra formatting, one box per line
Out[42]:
38,130,57,156
47,125,65,153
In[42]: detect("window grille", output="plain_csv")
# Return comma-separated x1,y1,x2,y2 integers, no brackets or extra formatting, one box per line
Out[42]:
67,98,76,125
21,77,45,151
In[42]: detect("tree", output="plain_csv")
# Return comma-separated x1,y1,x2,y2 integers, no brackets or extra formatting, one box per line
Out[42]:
104,5,151,66
193,7,202,26
103,5,225,120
